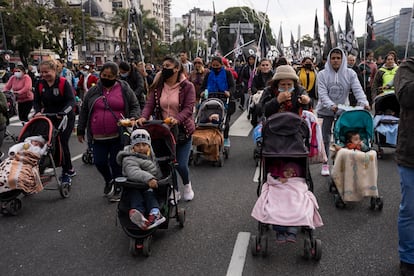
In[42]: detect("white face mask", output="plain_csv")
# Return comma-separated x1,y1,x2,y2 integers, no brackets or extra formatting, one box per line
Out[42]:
278,86,294,93
14,72,23,78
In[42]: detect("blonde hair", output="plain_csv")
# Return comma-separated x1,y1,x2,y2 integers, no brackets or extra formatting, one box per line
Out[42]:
40,60,58,71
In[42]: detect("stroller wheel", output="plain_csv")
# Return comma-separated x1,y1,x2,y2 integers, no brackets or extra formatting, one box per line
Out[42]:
261,236,268,257
312,239,322,261
128,238,139,256
370,197,384,210
82,152,89,164
224,148,229,159
303,238,312,260
59,182,71,198
193,154,201,166
5,198,22,216
216,153,224,167
250,235,259,256
377,197,384,210
142,236,152,257
177,207,185,228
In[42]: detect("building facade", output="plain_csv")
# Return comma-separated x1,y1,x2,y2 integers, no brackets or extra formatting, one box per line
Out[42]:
375,7,414,46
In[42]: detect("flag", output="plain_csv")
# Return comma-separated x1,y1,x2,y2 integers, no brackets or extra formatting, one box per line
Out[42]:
313,11,322,64
290,32,298,61
323,0,337,56
276,24,284,57
260,30,270,59
345,5,359,56
366,0,375,48
234,22,244,60
337,22,345,50
210,2,218,56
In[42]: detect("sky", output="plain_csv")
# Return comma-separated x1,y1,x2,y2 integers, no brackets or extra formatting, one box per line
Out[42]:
170,0,414,43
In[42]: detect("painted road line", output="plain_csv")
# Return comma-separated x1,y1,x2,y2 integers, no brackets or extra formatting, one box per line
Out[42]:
71,153,83,162
226,232,251,276
253,166,260,183
229,111,252,137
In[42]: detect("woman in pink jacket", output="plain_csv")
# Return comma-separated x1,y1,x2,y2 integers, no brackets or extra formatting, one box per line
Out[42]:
3,64,33,123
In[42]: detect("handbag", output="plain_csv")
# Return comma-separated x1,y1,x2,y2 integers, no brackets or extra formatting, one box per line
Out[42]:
102,95,129,146
171,124,188,144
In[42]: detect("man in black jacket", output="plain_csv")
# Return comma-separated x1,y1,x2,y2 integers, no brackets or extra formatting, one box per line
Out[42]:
119,61,146,109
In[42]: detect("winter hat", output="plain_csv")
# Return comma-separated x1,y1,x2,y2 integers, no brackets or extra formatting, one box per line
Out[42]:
130,129,151,146
272,65,298,81
25,135,46,146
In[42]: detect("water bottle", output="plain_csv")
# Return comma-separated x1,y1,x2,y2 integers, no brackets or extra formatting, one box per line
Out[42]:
204,89,208,99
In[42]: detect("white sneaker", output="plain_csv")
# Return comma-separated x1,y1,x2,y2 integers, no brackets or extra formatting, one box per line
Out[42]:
321,164,330,176
183,182,194,201
169,189,181,205
129,209,149,230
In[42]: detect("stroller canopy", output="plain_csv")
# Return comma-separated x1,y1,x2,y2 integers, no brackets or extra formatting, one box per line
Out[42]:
374,92,400,117
334,109,374,144
262,112,309,157
196,98,226,124
141,123,176,161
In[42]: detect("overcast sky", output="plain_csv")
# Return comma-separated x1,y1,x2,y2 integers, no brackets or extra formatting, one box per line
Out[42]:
170,0,413,42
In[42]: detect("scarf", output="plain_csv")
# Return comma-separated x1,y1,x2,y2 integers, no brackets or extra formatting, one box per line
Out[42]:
207,68,228,92
273,89,293,112
298,68,316,92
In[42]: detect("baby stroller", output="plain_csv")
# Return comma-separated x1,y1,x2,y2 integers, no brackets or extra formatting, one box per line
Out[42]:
250,112,322,260
192,92,228,166
115,121,185,257
373,91,399,159
0,113,71,216
328,109,384,210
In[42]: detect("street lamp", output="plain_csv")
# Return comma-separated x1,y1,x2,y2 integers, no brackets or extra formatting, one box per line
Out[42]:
81,0,87,62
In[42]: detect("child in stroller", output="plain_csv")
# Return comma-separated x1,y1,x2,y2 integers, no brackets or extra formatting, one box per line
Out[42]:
116,129,166,230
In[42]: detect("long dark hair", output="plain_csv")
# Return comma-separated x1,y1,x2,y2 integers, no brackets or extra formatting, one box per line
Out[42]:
150,56,183,90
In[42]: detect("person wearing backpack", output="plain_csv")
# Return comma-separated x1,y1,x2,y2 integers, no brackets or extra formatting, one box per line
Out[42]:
3,64,33,123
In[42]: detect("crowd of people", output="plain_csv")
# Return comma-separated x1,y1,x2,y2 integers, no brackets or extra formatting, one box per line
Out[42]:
0,48,413,275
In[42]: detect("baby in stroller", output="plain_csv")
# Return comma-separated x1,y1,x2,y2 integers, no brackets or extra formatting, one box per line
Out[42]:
116,129,166,230
0,135,47,195
333,131,370,153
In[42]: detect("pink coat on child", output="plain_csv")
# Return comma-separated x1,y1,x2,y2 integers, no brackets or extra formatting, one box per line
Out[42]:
251,173,324,229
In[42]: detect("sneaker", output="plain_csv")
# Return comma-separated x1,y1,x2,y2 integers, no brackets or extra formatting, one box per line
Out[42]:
286,233,297,243
109,185,121,202
129,209,149,230
169,189,181,205
60,173,72,184
146,212,166,230
103,180,114,197
67,169,76,177
183,182,194,201
321,164,330,176
275,232,286,244
224,138,230,147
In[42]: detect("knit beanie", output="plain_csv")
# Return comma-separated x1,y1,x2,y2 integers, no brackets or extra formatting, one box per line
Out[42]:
272,65,298,81
25,135,46,146
130,129,151,146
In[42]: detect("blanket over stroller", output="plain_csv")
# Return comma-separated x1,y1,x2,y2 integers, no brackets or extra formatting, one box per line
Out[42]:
192,128,223,161
0,151,43,194
331,149,378,202
251,174,323,229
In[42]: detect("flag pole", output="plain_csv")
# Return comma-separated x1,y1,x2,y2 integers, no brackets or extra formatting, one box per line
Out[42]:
256,0,270,69
223,40,256,58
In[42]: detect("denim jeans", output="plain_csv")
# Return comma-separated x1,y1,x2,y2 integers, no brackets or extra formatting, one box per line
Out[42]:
122,187,159,215
175,137,192,188
398,165,414,264
91,137,123,184
272,225,298,234
318,114,335,161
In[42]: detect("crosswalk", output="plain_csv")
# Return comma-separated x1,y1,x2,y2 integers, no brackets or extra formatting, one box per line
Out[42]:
229,110,253,137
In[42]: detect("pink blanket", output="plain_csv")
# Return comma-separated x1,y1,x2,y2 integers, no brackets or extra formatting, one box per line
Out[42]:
251,174,323,229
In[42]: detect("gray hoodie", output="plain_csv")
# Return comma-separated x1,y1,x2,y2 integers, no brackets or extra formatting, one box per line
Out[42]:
316,48,369,116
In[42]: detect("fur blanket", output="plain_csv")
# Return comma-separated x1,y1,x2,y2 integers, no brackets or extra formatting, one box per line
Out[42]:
192,127,223,161
331,149,378,202
0,151,43,194
251,174,323,229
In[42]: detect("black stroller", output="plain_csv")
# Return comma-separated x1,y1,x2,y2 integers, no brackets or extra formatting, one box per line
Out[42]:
251,112,322,260
115,121,185,257
0,114,71,215
192,94,227,167
373,92,399,159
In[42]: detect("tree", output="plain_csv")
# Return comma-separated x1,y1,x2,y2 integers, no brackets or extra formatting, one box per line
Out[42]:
111,8,129,59
141,8,161,62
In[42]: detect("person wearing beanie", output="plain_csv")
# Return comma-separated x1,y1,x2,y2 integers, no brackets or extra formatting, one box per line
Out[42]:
116,129,166,230
258,64,311,119
3,63,33,123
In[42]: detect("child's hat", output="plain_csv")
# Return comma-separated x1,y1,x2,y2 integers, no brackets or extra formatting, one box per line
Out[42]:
25,135,46,145
130,129,151,146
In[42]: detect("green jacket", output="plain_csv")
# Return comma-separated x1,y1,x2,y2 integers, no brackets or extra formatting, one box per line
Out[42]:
0,92,8,127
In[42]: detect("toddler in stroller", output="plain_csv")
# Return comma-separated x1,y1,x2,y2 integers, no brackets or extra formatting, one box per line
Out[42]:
250,112,323,260
115,122,185,256
329,109,383,209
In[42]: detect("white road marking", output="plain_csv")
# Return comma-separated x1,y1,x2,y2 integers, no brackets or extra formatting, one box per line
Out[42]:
229,111,252,137
226,232,251,276
71,153,83,162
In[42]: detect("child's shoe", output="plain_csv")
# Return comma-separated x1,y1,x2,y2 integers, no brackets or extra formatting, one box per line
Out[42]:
275,232,286,244
146,212,166,230
183,182,194,201
286,232,297,243
129,209,149,230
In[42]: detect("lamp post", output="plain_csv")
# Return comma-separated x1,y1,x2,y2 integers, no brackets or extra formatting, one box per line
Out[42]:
81,0,87,63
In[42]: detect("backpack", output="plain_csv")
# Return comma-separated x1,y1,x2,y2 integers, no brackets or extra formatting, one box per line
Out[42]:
4,90,17,121
38,77,67,97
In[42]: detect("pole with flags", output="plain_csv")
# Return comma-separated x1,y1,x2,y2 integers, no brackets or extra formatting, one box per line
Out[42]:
337,22,345,50
313,10,322,65
276,24,284,57
234,21,244,61
210,2,218,57
323,0,337,57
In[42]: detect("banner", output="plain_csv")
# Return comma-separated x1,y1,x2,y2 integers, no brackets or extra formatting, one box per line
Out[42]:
323,0,337,56
337,22,345,50
366,0,375,48
260,31,270,59
345,5,359,56
234,22,244,60
210,2,218,56
276,25,284,57
290,32,298,61
313,11,322,64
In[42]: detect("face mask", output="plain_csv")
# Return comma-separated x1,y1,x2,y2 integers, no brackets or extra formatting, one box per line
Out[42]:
14,72,23,78
100,78,116,88
213,67,221,74
146,70,153,75
161,68,175,79
120,72,129,78
304,64,312,70
278,87,295,93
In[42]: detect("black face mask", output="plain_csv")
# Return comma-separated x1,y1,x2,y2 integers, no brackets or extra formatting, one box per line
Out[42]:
146,69,153,75
213,68,221,75
304,64,312,70
101,78,117,88
162,68,175,79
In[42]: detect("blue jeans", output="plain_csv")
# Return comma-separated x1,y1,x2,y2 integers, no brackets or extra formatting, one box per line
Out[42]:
272,225,298,234
318,114,335,161
175,137,192,188
122,187,159,215
91,137,123,184
398,165,414,264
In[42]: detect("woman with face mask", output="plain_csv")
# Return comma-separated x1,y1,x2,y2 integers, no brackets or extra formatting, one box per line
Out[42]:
77,61,140,202
259,65,311,118
297,57,318,108
137,56,196,203
3,64,33,123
